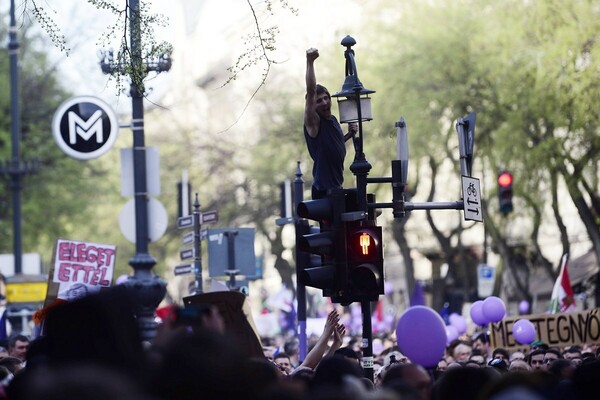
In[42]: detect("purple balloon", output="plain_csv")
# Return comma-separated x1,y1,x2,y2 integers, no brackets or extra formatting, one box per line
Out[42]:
446,325,459,344
482,296,506,323
518,300,530,315
513,319,536,344
470,300,487,326
449,313,468,334
396,306,446,368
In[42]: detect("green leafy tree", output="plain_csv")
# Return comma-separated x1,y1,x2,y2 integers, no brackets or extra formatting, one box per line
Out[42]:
362,0,600,306
0,18,117,263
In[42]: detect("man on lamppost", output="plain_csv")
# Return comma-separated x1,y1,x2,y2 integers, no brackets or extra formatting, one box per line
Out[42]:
304,47,357,200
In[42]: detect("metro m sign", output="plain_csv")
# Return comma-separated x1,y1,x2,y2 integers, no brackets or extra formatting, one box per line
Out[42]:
52,96,119,160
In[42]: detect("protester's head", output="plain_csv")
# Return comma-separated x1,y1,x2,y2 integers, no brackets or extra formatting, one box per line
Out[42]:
572,360,600,399
437,358,448,372
548,358,575,381
29,286,145,379
432,366,498,400
0,357,25,375
316,84,330,98
382,363,432,400
284,338,299,358
310,355,363,392
468,354,486,367
527,349,545,371
543,348,562,369
7,334,29,362
334,347,361,365
563,345,582,367
492,348,510,363
273,353,293,375
310,84,333,119
508,360,531,372
151,329,250,400
472,332,490,355
453,343,472,362
509,351,525,363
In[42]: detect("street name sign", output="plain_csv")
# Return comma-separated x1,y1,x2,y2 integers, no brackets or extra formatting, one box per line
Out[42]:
174,264,193,276
177,216,194,229
182,231,194,246
180,248,194,261
201,210,219,224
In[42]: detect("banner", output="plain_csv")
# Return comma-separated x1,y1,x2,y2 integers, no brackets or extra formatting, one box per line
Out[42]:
52,239,116,301
489,308,600,351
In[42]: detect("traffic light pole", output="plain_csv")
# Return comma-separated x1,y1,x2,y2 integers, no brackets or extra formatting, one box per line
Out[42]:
361,300,374,381
293,162,308,362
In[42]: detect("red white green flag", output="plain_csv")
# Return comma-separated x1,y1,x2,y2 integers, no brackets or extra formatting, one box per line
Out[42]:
548,253,576,313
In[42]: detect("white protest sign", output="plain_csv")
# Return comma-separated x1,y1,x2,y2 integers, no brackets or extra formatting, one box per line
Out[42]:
52,239,117,301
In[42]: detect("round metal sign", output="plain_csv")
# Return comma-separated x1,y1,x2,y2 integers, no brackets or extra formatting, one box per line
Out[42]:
52,96,119,160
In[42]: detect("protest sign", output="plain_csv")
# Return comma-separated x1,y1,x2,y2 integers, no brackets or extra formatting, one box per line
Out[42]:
51,239,117,301
489,308,600,350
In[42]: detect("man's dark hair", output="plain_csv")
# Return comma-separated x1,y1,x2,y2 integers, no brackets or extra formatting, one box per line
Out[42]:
306,84,331,100
274,352,290,361
563,346,582,356
545,348,562,359
0,357,23,374
473,332,489,344
316,84,330,97
8,334,29,349
492,347,510,360
527,349,546,364
334,346,359,360
284,339,299,355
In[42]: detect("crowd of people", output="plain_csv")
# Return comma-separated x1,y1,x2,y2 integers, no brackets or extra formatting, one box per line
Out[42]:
0,286,598,400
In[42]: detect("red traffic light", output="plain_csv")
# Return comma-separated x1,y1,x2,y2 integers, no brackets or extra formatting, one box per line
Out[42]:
347,227,381,262
498,172,513,187
359,232,372,255
350,230,378,259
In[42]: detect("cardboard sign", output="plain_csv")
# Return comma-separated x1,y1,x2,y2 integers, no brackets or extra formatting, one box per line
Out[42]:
52,239,117,301
489,308,600,350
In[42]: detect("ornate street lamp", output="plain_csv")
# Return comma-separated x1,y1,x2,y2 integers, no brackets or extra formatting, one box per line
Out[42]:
331,35,375,212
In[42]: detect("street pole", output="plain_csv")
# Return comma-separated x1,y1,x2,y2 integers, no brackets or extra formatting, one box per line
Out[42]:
119,0,166,342
293,161,308,361
361,300,374,381
191,194,204,295
0,0,38,275
8,0,22,275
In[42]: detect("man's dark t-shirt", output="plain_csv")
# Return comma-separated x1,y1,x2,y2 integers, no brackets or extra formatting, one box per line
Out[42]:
304,115,346,194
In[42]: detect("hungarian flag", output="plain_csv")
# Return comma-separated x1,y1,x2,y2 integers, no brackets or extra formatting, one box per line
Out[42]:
549,253,576,313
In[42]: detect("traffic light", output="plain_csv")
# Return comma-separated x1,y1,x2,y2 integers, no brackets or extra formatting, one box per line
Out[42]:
343,222,384,302
498,171,513,215
296,190,346,296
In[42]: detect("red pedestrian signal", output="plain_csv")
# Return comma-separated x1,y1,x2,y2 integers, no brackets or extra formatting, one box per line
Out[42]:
345,224,384,302
359,232,372,255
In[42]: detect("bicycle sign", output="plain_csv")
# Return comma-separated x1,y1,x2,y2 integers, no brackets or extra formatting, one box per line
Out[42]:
461,176,483,222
